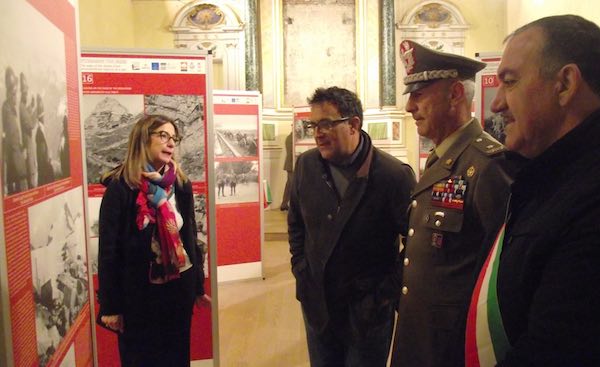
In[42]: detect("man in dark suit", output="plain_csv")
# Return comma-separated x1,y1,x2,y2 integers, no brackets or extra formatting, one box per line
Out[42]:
391,40,512,367
279,131,293,211
288,86,415,366
465,15,600,367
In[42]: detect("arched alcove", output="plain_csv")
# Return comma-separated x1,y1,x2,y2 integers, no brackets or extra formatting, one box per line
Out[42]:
171,0,246,90
397,1,468,54
396,1,470,108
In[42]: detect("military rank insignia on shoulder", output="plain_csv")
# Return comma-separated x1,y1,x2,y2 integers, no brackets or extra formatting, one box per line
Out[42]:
431,176,467,210
473,135,505,156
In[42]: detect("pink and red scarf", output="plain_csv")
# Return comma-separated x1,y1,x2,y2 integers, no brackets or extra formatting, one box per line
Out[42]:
136,162,186,284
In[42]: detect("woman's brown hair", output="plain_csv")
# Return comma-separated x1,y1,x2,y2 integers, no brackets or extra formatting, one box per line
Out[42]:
107,114,188,188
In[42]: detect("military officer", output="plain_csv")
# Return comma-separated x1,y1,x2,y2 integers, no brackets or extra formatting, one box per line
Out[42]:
390,40,514,367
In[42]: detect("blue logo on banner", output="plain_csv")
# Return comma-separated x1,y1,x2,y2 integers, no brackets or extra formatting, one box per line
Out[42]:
151,62,159,70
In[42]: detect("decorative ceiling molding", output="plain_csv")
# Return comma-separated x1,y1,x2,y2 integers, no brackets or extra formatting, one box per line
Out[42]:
171,0,244,32
397,1,468,31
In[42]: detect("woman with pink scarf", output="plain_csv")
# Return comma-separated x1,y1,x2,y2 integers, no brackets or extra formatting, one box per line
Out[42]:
97,115,210,366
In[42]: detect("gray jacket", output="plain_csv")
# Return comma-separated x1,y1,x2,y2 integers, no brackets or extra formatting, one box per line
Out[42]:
288,132,415,333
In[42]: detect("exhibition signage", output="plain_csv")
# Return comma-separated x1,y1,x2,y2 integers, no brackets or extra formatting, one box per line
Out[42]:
475,53,505,144
213,90,263,282
80,49,216,366
292,106,312,160
0,1,93,366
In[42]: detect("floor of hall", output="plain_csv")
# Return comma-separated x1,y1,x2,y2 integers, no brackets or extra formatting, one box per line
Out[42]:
217,208,310,366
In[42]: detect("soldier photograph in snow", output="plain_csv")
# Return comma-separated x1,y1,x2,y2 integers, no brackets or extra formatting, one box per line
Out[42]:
215,160,259,204
1,0,70,195
82,94,143,183
29,187,88,367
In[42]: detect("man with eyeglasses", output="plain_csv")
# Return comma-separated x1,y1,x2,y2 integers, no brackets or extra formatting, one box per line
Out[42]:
288,86,416,366
390,41,514,367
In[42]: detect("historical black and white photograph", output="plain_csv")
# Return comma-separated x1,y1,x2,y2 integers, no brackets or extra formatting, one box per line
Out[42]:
86,197,102,275
82,94,143,183
194,192,208,245
29,187,88,367
83,94,205,184
145,94,205,181
215,114,258,158
215,160,259,204
1,0,70,196
482,86,506,144
293,117,315,143
193,192,209,276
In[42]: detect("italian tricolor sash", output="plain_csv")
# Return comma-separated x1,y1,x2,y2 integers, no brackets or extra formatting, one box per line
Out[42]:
465,223,510,366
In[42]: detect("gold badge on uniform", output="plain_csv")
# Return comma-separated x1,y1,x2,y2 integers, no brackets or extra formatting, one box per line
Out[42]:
467,166,476,177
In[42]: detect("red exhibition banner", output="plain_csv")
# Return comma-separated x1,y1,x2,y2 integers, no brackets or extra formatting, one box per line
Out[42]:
80,51,213,365
1,1,92,367
213,91,263,281
476,54,505,144
292,106,313,160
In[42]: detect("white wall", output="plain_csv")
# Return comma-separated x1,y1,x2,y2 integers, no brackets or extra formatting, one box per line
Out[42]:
506,0,600,33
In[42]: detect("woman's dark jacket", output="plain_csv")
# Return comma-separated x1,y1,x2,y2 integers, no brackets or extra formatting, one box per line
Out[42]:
97,176,205,320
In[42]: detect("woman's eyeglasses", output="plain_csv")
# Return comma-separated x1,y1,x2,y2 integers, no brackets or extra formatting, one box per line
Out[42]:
302,117,351,132
151,131,182,146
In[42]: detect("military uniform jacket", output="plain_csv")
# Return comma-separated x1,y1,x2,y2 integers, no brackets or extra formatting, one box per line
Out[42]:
288,132,416,334
497,109,600,366
392,119,510,367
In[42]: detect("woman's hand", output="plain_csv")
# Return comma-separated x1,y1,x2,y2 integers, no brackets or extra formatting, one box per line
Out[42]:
195,294,212,309
142,170,162,182
146,182,167,207
101,314,124,333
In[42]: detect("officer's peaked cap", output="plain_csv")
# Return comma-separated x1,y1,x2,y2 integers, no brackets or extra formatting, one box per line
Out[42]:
399,40,486,94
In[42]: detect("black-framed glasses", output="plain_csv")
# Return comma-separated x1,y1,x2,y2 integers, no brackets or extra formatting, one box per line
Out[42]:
302,117,351,132
150,131,182,146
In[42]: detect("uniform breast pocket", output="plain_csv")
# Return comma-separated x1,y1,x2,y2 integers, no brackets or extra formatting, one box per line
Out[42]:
423,209,464,259
423,209,464,233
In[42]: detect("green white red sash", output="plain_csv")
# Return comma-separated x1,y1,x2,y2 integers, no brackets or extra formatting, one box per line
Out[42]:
465,223,510,366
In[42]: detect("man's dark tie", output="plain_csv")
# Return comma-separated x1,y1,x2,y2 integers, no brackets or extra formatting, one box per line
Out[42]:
425,151,438,169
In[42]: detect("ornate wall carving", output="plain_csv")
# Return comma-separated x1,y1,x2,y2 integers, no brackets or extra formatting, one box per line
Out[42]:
397,1,468,56
171,0,246,90
396,1,469,105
